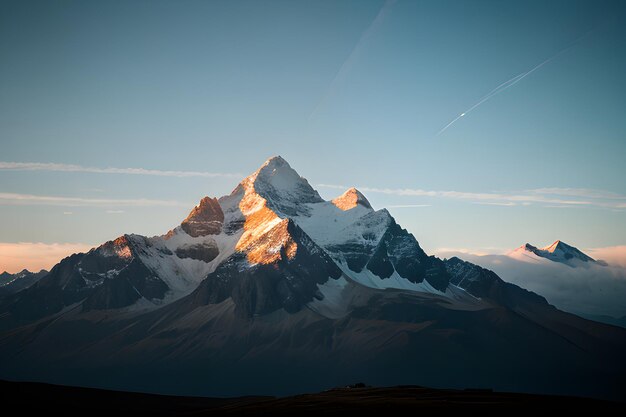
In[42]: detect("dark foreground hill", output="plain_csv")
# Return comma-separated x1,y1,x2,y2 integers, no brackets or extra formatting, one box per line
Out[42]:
1,380,623,416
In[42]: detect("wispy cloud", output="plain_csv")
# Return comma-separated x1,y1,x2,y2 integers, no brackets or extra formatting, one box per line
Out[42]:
527,187,626,200
316,184,626,209
105,210,125,214
0,192,186,207
386,204,431,208
0,242,94,274
472,202,517,207
544,205,580,209
0,162,241,178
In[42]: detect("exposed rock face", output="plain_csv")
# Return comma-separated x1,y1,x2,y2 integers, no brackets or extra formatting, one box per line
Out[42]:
79,236,133,276
320,208,450,291
181,197,224,237
175,242,219,263
375,220,449,291
195,220,342,317
444,256,550,310
332,187,372,211
82,271,142,312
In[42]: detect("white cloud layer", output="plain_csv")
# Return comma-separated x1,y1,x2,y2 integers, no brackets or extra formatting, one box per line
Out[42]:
587,246,626,268
386,204,431,208
436,246,626,318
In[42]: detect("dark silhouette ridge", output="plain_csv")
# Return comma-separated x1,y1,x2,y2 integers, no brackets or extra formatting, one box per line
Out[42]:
1,380,623,416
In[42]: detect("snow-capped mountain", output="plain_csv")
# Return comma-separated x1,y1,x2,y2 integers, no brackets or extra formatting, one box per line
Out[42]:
1,156,456,321
508,240,599,266
0,157,625,400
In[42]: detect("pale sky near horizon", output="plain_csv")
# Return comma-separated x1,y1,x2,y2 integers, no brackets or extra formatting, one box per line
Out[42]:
1,0,626,272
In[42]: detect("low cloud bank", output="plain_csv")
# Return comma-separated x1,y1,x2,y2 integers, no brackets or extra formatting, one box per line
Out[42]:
437,247,626,318
588,246,626,268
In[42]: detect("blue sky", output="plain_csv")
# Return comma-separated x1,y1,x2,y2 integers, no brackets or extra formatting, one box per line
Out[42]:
1,0,625,271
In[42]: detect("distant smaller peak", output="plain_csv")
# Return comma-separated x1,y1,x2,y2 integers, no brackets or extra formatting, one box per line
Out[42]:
519,239,596,264
332,188,372,211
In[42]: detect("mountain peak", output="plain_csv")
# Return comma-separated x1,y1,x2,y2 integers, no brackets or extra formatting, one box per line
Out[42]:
239,156,323,216
332,187,372,211
262,155,289,168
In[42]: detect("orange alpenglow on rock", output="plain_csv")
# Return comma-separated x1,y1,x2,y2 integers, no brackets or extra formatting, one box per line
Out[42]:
98,235,133,259
332,187,372,211
234,156,303,265
181,197,224,237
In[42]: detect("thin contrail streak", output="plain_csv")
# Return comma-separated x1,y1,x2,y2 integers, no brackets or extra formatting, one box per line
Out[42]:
309,0,396,119
465,73,526,112
437,32,592,136
437,72,527,135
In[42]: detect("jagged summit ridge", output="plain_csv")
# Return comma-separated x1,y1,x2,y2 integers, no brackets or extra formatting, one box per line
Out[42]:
1,268,47,277
0,268,48,295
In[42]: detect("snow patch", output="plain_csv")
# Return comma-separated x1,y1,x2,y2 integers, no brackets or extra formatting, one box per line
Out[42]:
125,229,242,304
293,202,381,247
307,276,351,319
337,260,447,296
